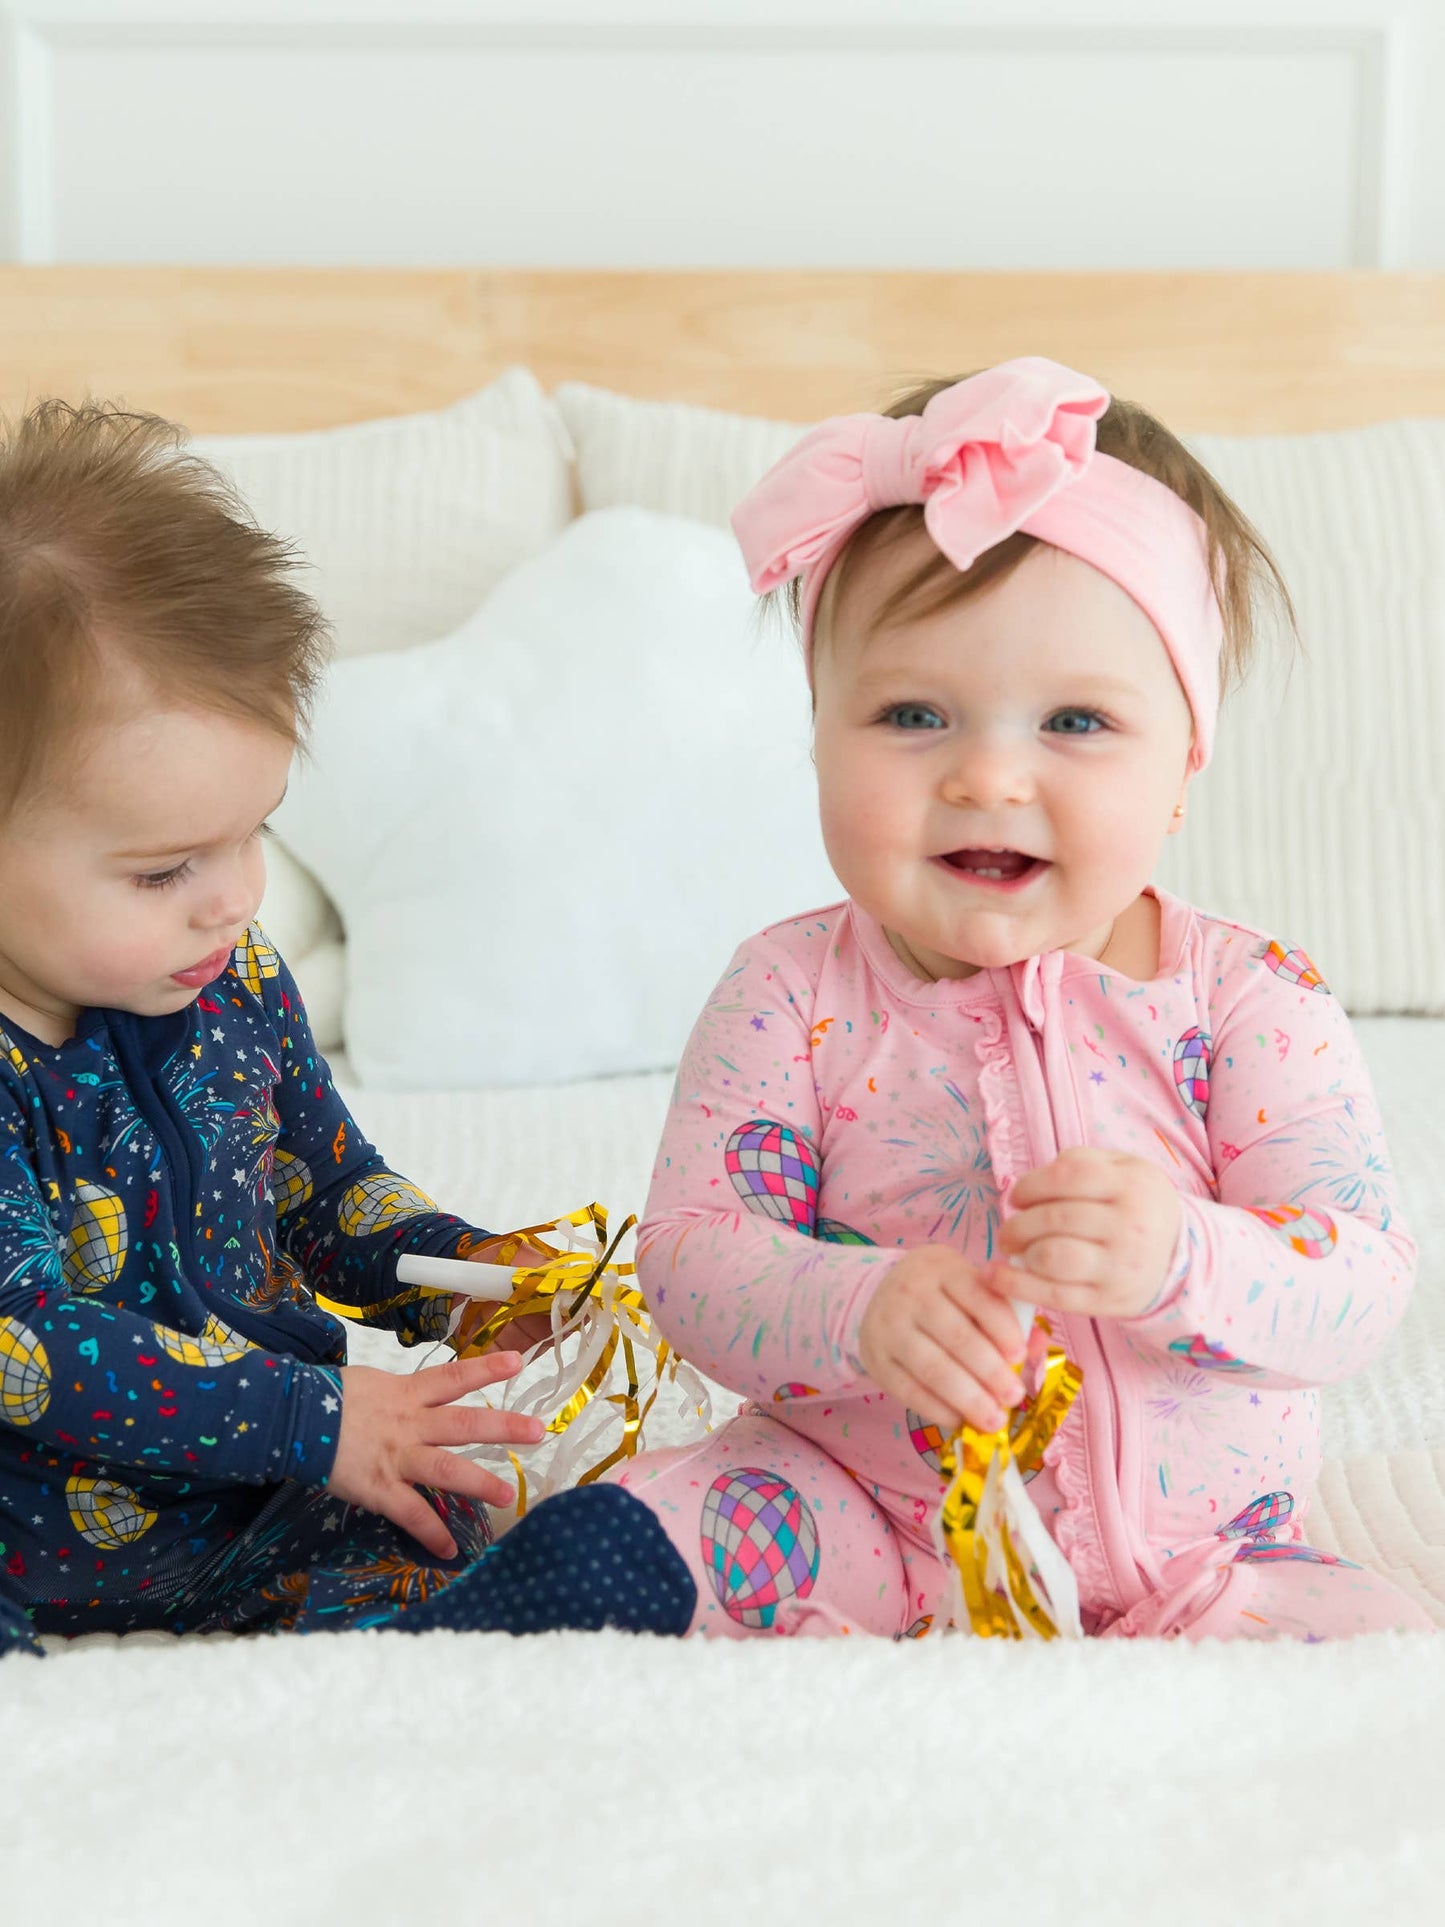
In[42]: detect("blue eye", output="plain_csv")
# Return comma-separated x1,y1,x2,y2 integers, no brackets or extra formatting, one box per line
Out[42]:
883,703,946,731
1046,708,1108,736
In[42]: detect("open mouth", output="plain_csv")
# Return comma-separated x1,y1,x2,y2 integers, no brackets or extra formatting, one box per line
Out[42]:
936,848,1048,891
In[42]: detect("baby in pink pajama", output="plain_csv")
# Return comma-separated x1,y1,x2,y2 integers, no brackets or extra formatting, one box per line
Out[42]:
610,358,1434,1641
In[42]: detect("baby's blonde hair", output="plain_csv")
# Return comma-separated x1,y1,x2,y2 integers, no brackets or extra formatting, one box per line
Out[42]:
788,374,1296,694
0,399,328,822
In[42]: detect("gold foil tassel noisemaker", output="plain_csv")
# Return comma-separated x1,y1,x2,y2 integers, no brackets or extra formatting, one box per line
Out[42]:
933,1313,1084,1639
318,1203,710,1514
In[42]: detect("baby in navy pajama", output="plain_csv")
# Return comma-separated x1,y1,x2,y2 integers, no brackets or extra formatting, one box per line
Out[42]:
0,400,694,1655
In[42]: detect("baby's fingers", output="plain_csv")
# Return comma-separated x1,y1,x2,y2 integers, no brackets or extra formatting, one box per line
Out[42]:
408,1446,519,1519
415,1350,525,1406
916,1303,1023,1410
427,1404,546,1451
378,1481,465,1561
938,1270,1027,1362
893,1346,1013,1436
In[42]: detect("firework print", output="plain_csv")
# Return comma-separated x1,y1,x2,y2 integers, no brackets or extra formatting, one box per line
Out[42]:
624,888,1421,1640
0,926,493,1634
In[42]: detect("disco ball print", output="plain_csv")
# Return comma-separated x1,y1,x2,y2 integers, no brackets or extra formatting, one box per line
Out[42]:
699,1469,820,1629
725,1121,819,1233
0,1025,29,1078
1244,1203,1338,1260
907,1409,947,1475
65,1473,157,1550
1218,1491,1295,1542
1167,1335,1254,1373
0,1317,51,1426
63,1182,128,1294
154,1314,254,1369
338,1171,439,1240
816,1218,874,1245
233,928,281,996
1172,1027,1211,1119
271,1149,314,1217
1235,1542,1357,1567
1261,940,1328,994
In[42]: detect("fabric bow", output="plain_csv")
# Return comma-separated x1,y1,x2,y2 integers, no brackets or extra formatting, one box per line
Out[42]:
732,357,1110,595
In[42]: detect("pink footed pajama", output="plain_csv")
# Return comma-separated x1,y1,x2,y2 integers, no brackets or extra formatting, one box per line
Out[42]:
611,891,1433,1640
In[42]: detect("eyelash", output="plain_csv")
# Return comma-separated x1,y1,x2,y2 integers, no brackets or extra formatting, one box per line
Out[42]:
133,822,272,892
135,862,193,892
876,704,1112,735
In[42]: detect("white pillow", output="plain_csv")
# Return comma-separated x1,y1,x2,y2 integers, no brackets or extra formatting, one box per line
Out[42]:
256,840,344,1051
273,509,838,1089
196,368,575,660
559,383,1445,1016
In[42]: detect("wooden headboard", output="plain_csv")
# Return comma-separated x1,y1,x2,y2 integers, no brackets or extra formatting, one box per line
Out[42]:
1,267,1442,436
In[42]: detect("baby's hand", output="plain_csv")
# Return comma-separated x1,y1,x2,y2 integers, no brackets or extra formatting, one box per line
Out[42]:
996,1147,1182,1321
330,1353,545,1559
453,1239,556,1355
857,1246,1027,1434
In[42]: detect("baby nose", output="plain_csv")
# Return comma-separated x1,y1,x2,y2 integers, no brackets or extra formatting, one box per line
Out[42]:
939,735,1033,809
198,868,256,933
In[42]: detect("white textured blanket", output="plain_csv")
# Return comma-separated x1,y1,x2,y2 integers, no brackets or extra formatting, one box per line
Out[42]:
8,1626,1442,1925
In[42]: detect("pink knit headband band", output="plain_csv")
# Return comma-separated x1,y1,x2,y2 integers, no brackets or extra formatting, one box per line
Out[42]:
730,356,1223,770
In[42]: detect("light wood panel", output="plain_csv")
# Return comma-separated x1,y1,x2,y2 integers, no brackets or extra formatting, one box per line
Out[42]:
1,268,1443,435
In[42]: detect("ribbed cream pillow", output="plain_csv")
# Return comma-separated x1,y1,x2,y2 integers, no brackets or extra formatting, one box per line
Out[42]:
1159,424,1445,1014
557,384,1445,1015
197,368,575,661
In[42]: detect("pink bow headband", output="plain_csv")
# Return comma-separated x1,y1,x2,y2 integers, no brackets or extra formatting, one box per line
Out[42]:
731,356,1223,770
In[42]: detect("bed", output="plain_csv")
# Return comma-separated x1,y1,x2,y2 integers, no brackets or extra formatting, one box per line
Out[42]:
3,267,1443,1926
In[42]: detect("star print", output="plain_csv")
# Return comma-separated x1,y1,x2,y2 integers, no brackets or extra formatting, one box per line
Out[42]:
1089,1070,1106,1085
750,1016,766,1031
322,1394,339,1414
1249,1392,1261,1405
233,1169,246,1184
212,1028,224,1043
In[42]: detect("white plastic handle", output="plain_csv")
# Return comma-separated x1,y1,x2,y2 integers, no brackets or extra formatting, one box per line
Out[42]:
395,1253,517,1301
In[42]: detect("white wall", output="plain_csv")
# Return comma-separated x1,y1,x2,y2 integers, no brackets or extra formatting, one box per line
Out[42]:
2,0,1443,269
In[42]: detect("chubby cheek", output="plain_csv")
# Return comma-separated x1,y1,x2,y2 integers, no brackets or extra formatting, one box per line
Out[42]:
815,756,911,900
72,892,188,999
1060,767,1177,893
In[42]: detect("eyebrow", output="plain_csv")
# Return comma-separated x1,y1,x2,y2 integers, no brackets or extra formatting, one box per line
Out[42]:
851,666,1147,701
111,783,289,863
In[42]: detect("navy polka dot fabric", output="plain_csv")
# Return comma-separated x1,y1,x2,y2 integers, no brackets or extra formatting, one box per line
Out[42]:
376,1485,696,1638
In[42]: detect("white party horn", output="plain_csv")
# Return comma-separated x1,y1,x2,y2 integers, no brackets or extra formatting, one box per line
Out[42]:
395,1252,517,1300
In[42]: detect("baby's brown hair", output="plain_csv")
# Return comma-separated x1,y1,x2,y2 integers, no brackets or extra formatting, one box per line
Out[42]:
0,399,328,822
800,375,1296,696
